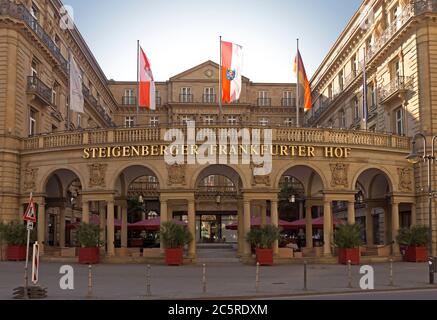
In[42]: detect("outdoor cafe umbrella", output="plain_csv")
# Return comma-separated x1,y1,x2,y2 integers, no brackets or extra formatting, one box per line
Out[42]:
129,218,187,231
225,216,296,230
66,214,124,230
287,216,344,230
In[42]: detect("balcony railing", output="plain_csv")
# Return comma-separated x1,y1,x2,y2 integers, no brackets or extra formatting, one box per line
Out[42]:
22,125,411,152
82,85,115,127
379,76,413,102
257,98,271,107
179,94,193,103
281,98,296,107
27,76,52,105
0,0,68,73
122,96,136,106
203,94,217,104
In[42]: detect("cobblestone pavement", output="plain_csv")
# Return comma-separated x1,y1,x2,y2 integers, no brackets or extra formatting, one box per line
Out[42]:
0,260,435,300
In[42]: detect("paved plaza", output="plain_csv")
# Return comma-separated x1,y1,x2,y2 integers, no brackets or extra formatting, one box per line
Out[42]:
0,259,435,300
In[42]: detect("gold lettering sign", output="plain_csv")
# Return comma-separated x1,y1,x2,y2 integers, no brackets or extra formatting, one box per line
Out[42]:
83,145,352,159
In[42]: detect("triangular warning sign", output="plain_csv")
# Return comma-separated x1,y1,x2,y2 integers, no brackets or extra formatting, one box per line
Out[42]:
23,197,36,222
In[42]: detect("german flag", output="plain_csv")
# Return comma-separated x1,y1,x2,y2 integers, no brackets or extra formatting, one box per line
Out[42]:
294,50,312,112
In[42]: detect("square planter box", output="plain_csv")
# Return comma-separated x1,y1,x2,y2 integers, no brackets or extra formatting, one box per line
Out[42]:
405,246,427,263
256,248,273,266
166,248,183,266
338,248,360,265
7,245,27,261
78,247,100,264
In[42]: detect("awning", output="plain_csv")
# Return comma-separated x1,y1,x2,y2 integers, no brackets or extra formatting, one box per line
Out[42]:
66,214,124,230
225,216,296,230
129,218,187,231
288,216,344,229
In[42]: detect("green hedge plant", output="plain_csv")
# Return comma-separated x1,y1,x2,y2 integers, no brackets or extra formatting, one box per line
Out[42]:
246,225,281,249
334,224,362,249
160,221,193,249
75,223,102,248
396,225,429,247
0,221,35,246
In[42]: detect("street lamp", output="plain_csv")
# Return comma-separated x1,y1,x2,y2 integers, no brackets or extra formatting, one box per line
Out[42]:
407,133,437,284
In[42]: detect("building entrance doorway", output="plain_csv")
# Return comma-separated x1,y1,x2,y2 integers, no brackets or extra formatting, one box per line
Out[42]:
195,214,237,244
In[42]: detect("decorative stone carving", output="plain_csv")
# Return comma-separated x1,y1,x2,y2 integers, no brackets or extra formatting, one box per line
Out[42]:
251,163,271,186
88,163,107,188
167,164,186,185
398,167,412,192
330,163,349,188
24,166,38,191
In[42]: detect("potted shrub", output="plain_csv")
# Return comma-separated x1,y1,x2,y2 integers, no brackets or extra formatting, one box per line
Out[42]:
76,223,102,264
1,221,33,261
160,221,193,266
334,224,362,265
397,225,429,263
246,225,281,266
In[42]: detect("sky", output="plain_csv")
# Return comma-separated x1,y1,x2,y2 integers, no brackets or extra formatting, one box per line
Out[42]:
65,0,362,83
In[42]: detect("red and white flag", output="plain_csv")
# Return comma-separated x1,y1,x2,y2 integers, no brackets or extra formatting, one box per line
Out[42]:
138,46,156,110
221,40,243,104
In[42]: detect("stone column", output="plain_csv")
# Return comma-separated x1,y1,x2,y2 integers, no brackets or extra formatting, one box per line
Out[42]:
188,199,196,258
323,200,332,256
306,203,313,248
160,200,168,253
347,201,356,225
121,205,128,248
82,200,90,224
366,206,374,245
243,199,251,256
59,207,66,248
99,204,106,252
271,199,279,255
391,201,400,255
106,200,115,256
260,202,267,226
237,200,244,256
411,203,416,227
299,201,304,220
37,201,46,255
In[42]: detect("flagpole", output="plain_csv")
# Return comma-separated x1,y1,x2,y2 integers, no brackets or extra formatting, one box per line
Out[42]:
67,51,71,131
136,40,140,117
363,48,368,131
296,38,300,128
219,36,223,120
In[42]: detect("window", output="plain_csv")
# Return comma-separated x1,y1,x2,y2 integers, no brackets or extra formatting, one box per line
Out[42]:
204,87,215,103
282,91,294,106
369,83,377,109
204,115,215,125
258,91,270,106
52,82,59,107
395,107,404,135
339,109,346,128
351,54,358,76
77,114,82,128
227,116,237,125
125,116,135,128
393,59,401,79
31,60,38,77
366,35,373,52
30,3,39,20
181,115,192,125
124,89,135,105
392,5,402,30
155,91,161,106
259,118,269,126
339,70,345,91
150,116,159,127
29,108,37,136
353,97,360,121
181,87,192,103
284,118,294,127
328,83,333,100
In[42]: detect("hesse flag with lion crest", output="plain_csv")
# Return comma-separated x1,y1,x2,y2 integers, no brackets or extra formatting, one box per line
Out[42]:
221,40,243,104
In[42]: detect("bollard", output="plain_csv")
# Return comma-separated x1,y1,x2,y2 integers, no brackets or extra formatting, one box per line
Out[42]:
303,260,308,291
202,264,207,294
146,265,151,297
87,265,93,298
347,260,352,288
389,259,394,287
255,262,260,293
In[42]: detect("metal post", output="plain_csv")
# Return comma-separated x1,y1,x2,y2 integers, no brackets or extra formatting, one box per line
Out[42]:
202,264,207,294
23,223,31,299
255,262,260,293
303,261,308,291
146,265,151,297
389,259,394,286
347,260,352,288
427,156,435,285
87,265,92,298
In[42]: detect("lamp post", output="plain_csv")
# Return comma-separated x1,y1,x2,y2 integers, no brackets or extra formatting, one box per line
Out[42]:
407,133,437,285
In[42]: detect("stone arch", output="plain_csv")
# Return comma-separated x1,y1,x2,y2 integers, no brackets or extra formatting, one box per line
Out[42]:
112,164,162,198
351,166,395,195
190,164,248,190
275,163,328,197
110,162,164,192
39,166,85,195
